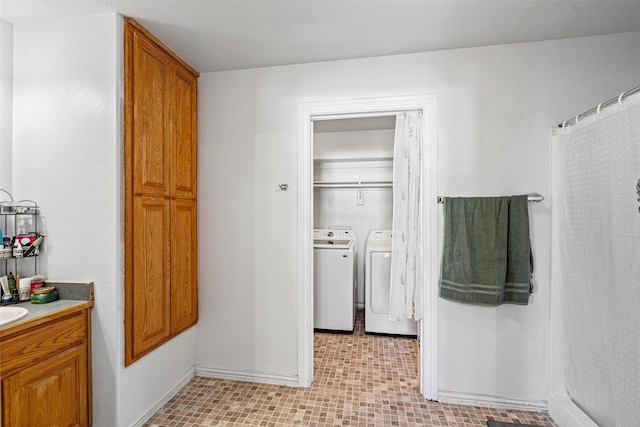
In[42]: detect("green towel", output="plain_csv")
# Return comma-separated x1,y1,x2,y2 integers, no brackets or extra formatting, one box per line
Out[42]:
440,195,532,306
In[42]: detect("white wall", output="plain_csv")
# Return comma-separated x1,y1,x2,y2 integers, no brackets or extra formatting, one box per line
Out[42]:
11,13,196,426
0,19,12,192
196,32,640,404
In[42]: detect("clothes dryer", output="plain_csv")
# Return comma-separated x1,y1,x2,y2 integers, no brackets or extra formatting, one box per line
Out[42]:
365,230,417,335
314,229,357,332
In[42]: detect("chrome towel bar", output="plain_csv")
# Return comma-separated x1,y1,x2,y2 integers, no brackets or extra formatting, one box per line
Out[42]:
436,193,544,204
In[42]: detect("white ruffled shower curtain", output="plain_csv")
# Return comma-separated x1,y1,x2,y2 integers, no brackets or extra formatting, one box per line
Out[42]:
389,111,423,321
553,93,640,426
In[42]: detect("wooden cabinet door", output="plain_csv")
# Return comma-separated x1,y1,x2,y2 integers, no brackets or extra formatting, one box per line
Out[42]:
2,345,88,427
169,64,198,200
131,28,171,197
129,196,171,360
170,199,198,333
125,18,199,366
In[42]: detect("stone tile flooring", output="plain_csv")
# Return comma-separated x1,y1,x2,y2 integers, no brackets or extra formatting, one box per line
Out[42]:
145,310,555,426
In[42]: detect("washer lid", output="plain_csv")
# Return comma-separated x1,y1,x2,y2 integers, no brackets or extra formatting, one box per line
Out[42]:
367,230,392,241
366,230,392,252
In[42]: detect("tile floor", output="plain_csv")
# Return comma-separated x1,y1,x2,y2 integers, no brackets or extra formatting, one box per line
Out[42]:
145,310,555,426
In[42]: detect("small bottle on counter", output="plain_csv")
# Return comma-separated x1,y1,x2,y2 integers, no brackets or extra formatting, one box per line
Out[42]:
1,275,11,303
19,277,31,301
7,272,18,302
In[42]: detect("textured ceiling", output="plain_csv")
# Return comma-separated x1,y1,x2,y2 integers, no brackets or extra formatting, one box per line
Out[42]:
2,0,640,73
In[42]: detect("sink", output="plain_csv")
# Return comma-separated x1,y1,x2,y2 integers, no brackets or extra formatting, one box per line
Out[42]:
0,306,29,326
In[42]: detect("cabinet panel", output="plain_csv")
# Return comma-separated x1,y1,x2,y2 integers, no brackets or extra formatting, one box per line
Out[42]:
131,196,171,356
170,65,198,199
132,29,170,197
170,199,198,334
125,18,199,365
2,345,87,427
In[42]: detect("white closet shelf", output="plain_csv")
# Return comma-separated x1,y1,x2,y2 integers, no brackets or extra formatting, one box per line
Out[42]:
313,156,393,164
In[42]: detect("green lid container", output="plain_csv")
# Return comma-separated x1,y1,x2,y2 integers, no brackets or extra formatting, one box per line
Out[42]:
30,290,59,304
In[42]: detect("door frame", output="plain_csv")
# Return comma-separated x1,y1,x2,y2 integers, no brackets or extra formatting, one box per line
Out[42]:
297,95,439,400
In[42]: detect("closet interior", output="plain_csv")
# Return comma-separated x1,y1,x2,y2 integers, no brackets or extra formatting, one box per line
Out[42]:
313,116,395,312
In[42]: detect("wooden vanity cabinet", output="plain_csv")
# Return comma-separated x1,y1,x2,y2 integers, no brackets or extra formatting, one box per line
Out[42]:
124,18,199,365
1,306,92,427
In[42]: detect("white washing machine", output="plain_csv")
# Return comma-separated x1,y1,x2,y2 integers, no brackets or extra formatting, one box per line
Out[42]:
314,228,357,332
365,230,417,335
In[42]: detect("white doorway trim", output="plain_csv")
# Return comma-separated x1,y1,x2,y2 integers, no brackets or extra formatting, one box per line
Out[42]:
297,95,439,400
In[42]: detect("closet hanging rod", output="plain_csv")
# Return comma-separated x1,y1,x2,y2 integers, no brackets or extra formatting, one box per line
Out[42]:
436,193,544,204
314,181,392,189
558,84,640,128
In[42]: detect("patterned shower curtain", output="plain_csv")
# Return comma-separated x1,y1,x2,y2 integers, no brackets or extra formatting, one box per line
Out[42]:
552,93,640,426
389,111,423,321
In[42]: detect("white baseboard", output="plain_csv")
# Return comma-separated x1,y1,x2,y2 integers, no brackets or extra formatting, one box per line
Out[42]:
126,367,195,427
548,393,598,427
438,390,547,412
195,366,299,387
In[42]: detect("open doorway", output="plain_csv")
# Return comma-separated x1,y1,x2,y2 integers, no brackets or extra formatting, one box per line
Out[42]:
313,116,396,332
297,95,439,401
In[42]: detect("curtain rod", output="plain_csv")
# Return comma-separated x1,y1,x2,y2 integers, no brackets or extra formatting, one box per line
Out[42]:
436,194,544,204
558,85,640,128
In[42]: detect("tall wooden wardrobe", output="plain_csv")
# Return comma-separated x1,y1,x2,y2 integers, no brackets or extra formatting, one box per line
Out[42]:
124,18,199,365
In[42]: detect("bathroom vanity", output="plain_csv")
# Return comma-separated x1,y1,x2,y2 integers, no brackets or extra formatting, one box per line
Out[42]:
0,282,94,426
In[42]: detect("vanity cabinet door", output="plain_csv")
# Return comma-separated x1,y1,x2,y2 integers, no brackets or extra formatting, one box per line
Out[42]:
2,345,88,427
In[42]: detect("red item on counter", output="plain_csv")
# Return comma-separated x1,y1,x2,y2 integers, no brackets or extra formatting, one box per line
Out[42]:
30,275,44,293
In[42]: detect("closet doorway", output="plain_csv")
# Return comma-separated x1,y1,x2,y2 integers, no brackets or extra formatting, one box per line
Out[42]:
314,115,395,324
297,95,439,401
